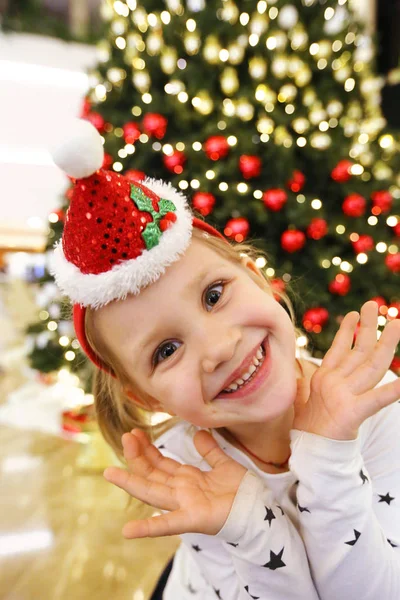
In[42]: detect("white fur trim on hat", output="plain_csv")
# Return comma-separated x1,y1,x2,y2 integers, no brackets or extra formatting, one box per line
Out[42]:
50,178,193,308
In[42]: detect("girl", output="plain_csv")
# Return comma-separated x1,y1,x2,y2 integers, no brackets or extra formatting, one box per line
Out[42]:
52,120,400,600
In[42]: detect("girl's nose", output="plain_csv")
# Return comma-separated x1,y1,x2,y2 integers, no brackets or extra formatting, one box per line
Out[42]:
201,328,241,374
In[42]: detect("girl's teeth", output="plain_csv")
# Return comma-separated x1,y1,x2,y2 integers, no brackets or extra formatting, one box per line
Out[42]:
248,364,257,375
242,371,251,381
228,383,238,390
222,343,266,393
236,378,244,385
256,348,263,360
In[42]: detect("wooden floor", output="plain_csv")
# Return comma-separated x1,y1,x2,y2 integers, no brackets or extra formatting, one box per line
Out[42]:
0,424,179,600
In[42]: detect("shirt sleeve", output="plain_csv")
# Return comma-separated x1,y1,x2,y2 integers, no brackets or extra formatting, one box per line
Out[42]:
289,370,400,600
157,431,319,600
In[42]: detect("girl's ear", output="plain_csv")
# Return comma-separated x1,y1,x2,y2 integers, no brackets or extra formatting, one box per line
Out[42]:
241,255,265,283
124,388,176,416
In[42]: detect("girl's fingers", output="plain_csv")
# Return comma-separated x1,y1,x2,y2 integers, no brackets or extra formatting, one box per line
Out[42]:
354,377,400,424
122,509,197,539
103,466,178,511
321,311,360,370
348,319,400,394
122,432,180,483
193,430,232,469
337,302,379,377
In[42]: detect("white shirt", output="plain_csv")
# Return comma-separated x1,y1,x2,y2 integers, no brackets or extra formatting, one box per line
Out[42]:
156,359,400,600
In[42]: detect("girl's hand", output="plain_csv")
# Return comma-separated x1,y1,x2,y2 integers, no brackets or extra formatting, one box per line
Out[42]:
103,429,247,539
293,301,400,441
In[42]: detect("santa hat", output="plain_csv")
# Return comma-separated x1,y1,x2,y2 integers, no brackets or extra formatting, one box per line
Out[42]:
50,119,224,374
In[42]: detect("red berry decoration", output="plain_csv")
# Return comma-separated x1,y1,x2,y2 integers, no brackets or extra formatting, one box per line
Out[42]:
281,229,306,253
303,307,329,333
224,217,250,242
263,188,287,212
331,159,353,182
204,136,230,160
371,190,392,214
192,192,216,216
159,211,177,231
306,218,328,240
239,155,262,179
163,150,186,174
342,193,367,217
385,252,400,273
287,170,306,192
329,273,351,296
124,169,145,183
390,356,400,375
351,234,374,254
142,113,168,139
123,122,141,144
84,112,106,132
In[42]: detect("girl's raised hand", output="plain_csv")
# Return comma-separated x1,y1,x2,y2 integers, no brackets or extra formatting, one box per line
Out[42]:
103,429,247,539
294,300,400,441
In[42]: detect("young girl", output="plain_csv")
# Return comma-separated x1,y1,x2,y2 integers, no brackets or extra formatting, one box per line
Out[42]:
51,120,400,600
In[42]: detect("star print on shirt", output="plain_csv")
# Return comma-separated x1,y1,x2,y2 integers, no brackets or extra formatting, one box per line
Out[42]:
359,469,369,484
213,588,222,599
298,504,311,513
263,547,286,570
264,506,276,527
227,542,238,547
192,544,202,552
388,539,398,548
277,505,285,515
378,492,395,505
244,585,260,599
187,582,197,594
345,529,361,546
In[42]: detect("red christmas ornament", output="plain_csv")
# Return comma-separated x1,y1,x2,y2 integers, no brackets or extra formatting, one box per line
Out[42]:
159,211,177,231
84,112,106,132
306,218,328,240
263,188,287,212
331,159,353,183
239,155,262,179
123,122,141,144
102,153,113,170
302,307,329,333
80,97,91,118
224,217,250,242
394,223,400,238
142,113,168,139
385,252,400,273
342,193,367,217
124,169,145,183
192,192,216,216
50,208,65,223
390,356,400,375
329,274,351,296
287,170,306,192
204,136,230,160
271,278,286,301
371,190,392,214
281,229,306,253
351,234,374,254
163,150,186,174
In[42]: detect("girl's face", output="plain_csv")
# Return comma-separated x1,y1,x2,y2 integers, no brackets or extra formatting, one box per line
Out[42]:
94,237,298,430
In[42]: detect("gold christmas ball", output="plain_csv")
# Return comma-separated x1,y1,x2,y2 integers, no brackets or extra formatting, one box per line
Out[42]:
295,66,312,86
236,98,254,121
279,83,297,102
310,132,332,149
133,70,150,92
203,35,221,64
271,55,288,78
184,32,201,55
220,67,239,95
257,116,275,134
160,47,177,74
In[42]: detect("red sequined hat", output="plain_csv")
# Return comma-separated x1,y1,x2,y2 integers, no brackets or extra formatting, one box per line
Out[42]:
50,119,224,374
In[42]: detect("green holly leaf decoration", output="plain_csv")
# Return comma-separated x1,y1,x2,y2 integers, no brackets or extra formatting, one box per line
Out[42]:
130,184,178,250
158,199,177,216
130,186,154,214
142,221,162,250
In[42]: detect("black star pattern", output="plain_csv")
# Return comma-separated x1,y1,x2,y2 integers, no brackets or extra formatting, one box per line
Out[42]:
188,582,197,594
244,585,260,599
277,505,285,515
263,547,286,570
298,504,311,514
295,480,300,485
264,506,276,527
227,542,238,547
192,544,202,552
158,444,165,449
213,588,222,599
388,539,398,548
345,529,361,546
378,492,395,505
359,469,369,485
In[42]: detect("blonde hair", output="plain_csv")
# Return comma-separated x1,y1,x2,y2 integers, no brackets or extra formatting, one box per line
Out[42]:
85,228,304,458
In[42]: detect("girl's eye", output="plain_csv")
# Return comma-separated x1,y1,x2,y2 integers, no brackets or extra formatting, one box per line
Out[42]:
154,341,181,366
204,282,225,310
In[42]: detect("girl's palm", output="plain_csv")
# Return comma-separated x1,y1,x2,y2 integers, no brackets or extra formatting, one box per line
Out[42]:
104,429,247,539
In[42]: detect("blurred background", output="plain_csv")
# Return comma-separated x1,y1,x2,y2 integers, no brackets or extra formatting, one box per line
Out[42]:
0,1,399,598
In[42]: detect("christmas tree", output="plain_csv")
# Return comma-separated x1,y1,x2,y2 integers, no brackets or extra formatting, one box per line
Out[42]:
28,0,400,386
